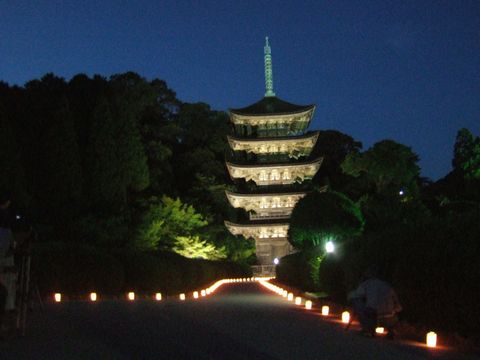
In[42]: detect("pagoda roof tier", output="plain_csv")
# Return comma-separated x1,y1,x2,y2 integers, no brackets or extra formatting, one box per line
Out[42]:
229,98,315,127
226,157,323,186
227,131,319,158
225,221,289,240
230,97,314,116
226,190,307,212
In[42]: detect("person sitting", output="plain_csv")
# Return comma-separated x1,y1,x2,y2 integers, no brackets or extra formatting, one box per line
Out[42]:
348,267,402,338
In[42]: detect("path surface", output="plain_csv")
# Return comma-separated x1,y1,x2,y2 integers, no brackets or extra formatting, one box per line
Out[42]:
1,282,478,359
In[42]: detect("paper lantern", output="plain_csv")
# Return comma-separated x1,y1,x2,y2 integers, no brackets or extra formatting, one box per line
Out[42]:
201,290,206,297
341,311,350,324
193,291,199,299
179,293,186,300
321,305,329,316
128,292,135,301
54,293,62,302
90,292,97,302
305,300,312,310
295,297,302,305
287,293,294,301
375,327,385,334
155,293,162,301
426,332,437,348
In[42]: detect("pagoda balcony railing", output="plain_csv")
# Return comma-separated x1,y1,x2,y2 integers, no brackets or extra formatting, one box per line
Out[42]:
250,212,291,221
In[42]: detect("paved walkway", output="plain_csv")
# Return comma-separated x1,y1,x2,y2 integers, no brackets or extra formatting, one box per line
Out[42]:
1,283,478,359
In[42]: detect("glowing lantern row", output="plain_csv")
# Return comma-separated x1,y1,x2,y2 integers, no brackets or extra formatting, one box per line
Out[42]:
51,277,275,305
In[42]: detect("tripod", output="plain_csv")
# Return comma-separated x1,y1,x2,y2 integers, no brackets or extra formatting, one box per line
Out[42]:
15,231,43,337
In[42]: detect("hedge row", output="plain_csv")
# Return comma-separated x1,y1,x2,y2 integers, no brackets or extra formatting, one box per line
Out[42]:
31,242,250,296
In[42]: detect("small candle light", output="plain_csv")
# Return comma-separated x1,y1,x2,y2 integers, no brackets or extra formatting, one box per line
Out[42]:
375,327,385,334
155,293,162,301
341,311,350,324
321,305,329,316
179,293,186,301
54,293,62,302
305,300,312,310
90,292,97,302
426,331,437,348
127,292,135,301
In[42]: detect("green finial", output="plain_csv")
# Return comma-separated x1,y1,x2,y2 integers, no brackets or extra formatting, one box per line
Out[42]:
264,36,275,97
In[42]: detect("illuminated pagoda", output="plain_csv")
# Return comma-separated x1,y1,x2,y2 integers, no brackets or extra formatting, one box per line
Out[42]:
225,37,323,269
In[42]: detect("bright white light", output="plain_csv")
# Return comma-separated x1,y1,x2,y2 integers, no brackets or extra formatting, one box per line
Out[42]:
90,292,97,302
399,190,404,196
342,311,350,324
193,291,199,299
426,332,437,348
273,258,279,265
375,327,384,334
287,293,294,301
155,293,162,301
54,293,61,302
321,305,329,316
128,292,135,301
179,293,186,301
295,297,302,305
201,290,206,297
305,300,312,310
325,241,335,253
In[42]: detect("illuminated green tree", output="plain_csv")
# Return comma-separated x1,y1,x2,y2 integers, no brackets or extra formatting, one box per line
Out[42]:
136,196,208,250
173,235,226,260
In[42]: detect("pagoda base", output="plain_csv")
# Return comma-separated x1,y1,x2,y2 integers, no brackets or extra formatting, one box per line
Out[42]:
255,237,294,265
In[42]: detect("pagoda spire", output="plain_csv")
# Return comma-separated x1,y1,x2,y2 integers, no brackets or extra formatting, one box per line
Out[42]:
264,36,276,97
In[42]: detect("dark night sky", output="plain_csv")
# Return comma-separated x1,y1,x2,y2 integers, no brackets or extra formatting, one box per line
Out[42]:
1,0,479,180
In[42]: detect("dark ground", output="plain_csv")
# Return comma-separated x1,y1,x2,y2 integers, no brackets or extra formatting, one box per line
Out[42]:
1,282,478,359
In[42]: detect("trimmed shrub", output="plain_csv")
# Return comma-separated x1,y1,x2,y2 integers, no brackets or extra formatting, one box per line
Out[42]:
32,242,124,295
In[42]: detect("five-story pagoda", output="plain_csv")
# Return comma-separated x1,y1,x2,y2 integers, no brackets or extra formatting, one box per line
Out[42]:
225,37,322,271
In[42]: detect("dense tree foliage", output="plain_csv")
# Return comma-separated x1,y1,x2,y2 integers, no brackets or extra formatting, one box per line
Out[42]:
288,191,364,250
0,72,251,263
279,130,480,341
342,139,420,197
